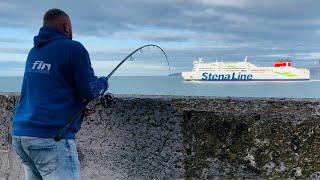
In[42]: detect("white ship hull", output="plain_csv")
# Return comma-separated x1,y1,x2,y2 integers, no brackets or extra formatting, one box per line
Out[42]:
182,58,310,81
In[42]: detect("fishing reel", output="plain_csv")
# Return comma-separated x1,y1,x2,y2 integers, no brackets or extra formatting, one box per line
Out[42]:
96,92,114,108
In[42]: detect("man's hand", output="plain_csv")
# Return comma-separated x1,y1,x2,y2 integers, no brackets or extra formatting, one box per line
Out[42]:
83,107,94,117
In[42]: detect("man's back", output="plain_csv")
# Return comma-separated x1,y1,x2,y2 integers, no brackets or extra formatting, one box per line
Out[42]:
13,27,90,139
12,9,108,179
13,26,108,139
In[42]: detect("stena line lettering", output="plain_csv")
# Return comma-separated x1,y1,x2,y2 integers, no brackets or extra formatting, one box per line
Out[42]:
201,72,253,81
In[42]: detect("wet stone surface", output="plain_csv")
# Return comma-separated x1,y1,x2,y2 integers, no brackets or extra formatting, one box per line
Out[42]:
78,97,184,179
182,110,320,179
0,94,319,179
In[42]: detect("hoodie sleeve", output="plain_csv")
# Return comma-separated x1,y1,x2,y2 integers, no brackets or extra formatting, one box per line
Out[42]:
72,42,108,102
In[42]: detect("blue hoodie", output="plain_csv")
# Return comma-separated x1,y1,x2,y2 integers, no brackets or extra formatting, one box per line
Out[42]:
12,27,108,139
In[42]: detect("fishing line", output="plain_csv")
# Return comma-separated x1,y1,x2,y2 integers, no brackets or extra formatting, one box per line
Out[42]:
106,44,171,79
54,44,171,141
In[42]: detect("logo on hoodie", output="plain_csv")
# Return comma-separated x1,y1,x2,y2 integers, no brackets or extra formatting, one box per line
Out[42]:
27,60,51,74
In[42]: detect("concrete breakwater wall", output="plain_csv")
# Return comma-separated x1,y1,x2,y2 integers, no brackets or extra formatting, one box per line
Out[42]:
1,94,320,179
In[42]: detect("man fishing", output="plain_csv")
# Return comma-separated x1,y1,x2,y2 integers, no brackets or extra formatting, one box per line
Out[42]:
12,8,108,179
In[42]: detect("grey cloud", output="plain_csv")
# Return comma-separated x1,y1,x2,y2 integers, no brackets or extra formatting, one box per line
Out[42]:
1,0,320,70
0,47,29,54
1,0,320,43
0,37,27,43
138,34,190,42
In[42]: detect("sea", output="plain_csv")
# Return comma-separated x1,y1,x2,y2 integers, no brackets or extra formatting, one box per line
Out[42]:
0,70,319,98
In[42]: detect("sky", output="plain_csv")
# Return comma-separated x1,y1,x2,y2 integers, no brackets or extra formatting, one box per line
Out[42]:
0,0,320,76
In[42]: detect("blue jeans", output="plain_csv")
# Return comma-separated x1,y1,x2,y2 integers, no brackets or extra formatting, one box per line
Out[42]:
12,136,80,180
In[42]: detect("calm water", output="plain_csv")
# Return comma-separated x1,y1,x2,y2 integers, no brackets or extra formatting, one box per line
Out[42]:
0,75,319,98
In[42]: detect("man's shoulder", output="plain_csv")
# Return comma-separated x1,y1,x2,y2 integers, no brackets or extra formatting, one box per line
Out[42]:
63,39,87,52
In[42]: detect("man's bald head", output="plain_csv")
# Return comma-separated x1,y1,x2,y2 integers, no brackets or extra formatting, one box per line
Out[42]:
43,9,72,39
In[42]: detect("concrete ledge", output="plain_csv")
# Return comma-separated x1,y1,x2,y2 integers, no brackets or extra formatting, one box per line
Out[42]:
0,94,320,179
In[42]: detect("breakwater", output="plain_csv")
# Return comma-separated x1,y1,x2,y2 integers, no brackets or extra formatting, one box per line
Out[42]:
1,94,320,179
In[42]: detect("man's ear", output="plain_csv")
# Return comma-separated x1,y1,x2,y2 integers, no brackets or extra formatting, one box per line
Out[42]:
63,23,70,34
63,23,72,39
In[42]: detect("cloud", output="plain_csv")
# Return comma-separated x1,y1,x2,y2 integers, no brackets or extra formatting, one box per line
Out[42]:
197,0,250,8
1,0,320,44
0,0,320,76
0,47,29,54
0,2,308,29
138,34,190,42
0,37,27,43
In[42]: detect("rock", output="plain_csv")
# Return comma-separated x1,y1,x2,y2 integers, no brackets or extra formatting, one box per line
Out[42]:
1,94,320,179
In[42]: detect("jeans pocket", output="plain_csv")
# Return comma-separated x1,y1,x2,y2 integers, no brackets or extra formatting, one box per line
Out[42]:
28,144,58,176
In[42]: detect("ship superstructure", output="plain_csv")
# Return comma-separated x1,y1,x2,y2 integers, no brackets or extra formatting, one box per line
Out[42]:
181,57,310,81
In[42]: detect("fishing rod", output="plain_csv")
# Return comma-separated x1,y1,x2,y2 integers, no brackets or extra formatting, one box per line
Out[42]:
54,44,170,141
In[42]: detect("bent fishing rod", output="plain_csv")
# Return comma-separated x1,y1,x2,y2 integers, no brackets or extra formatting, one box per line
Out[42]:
54,44,171,141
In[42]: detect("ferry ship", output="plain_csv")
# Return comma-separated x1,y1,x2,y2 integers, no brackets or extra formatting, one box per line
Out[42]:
181,57,310,81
